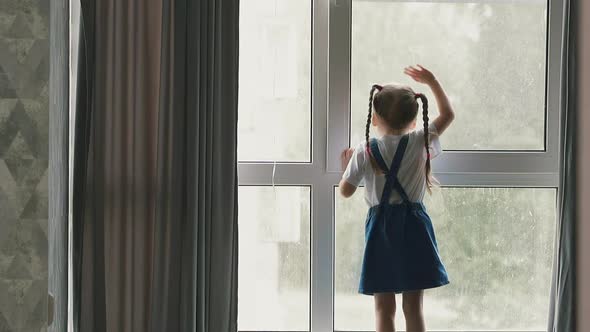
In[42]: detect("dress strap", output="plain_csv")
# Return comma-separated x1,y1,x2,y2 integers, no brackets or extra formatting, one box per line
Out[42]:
388,135,409,179
369,139,389,173
369,135,411,205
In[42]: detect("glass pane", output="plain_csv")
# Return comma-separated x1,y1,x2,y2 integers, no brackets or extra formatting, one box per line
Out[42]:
351,2,547,150
238,186,311,331
335,188,556,331
238,0,312,162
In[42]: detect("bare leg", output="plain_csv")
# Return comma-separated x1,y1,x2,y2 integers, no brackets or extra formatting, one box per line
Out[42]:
402,290,425,332
374,293,397,332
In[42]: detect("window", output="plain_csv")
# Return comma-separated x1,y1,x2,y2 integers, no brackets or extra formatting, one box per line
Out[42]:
238,0,562,331
350,2,548,150
238,186,311,331
238,0,312,162
335,187,556,331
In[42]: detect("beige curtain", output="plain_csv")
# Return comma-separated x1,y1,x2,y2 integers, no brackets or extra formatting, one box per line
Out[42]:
76,0,162,331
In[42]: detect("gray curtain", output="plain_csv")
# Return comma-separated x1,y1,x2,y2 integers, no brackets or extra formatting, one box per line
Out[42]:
548,0,577,331
149,0,239,330
48,0,69,330
72,0,239,331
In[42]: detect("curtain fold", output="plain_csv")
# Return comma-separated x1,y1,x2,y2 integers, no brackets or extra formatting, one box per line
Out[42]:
547,0,577,331
149,0,239,330
72,0,239,331
74,1,162,331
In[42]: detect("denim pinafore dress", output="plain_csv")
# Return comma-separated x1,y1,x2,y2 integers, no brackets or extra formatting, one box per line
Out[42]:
359,135,449,295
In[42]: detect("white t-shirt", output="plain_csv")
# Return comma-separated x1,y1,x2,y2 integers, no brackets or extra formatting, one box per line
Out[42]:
342,123,442,207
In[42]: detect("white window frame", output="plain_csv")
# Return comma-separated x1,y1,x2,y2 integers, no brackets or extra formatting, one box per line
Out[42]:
238,0,563,331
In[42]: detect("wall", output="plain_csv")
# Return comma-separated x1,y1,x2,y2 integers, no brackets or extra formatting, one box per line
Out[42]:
0,0,49,331
578,0,590,331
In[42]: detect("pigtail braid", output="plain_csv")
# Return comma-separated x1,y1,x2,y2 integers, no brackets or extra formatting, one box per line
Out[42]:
366,85,379,150
366,84,382,173
416,93,434,193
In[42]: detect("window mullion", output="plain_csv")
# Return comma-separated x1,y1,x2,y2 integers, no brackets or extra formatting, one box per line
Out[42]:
546,0,565,169
311,183,336,332
327,0,352,173
433,151,559,175
311,0,333,330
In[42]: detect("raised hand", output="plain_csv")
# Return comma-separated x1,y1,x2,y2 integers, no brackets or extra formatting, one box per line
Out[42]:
404,65,437,86
404,65,455,135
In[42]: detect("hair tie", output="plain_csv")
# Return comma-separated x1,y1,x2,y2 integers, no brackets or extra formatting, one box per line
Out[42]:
415,93,423,99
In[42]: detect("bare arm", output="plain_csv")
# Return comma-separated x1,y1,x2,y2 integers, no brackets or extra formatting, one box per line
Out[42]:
339,179,357,198
339,148,357,198
404,65,455,135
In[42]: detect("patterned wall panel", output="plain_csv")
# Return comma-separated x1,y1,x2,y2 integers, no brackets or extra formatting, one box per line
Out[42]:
0,0,49,331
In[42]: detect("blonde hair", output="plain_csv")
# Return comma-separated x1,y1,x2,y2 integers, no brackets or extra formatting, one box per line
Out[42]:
366,84,435,193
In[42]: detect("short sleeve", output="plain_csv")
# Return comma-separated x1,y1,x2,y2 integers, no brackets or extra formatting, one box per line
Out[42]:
415,122,443,159
342,142,368,187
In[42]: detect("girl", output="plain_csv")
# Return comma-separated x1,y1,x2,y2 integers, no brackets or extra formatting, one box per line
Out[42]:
340,65,455,332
